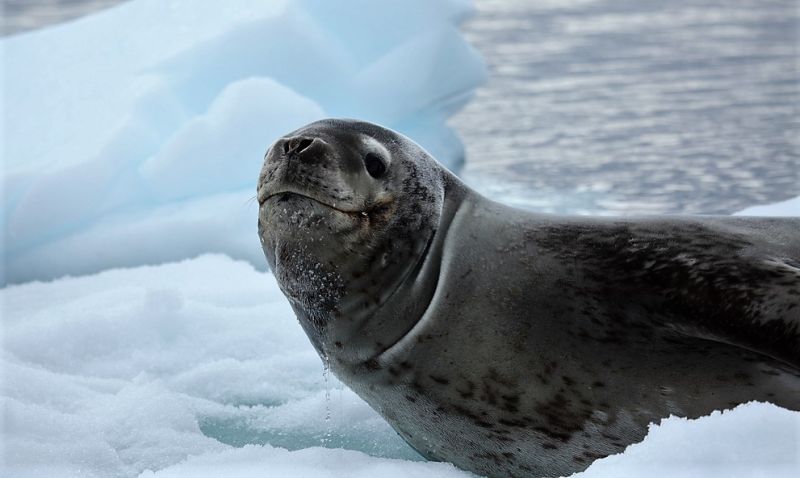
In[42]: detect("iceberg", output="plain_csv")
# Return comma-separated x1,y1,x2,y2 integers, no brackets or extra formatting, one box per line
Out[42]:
1,0,487,284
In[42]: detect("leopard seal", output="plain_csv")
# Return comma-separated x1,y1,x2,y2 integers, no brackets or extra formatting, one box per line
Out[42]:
256,118,800,478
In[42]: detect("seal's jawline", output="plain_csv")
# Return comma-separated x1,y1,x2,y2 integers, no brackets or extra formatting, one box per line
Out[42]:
263,191,363,216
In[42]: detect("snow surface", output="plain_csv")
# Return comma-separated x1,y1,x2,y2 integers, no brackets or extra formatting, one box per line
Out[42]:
1,0,487,285
0,255,450,478
734,196,800,217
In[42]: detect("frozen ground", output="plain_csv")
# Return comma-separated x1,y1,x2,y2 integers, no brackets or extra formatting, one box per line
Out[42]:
2,191,799,478
1,0,486,285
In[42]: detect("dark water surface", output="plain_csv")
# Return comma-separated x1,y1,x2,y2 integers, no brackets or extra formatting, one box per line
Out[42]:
1,0,122,35
453,0,800,214
5,0,799,214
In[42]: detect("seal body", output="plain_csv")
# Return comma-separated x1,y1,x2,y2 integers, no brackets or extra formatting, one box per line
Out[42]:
258,119,800,478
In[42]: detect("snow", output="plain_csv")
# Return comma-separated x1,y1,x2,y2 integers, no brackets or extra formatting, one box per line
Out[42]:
734,196,800,217
576,404,799,478
0,255,436,478
139,446,468,478
1,0,487,285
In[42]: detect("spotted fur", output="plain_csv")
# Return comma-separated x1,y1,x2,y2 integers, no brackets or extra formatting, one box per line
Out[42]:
258,119,800,478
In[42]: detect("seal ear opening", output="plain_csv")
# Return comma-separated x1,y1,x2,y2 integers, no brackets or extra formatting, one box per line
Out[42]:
364,153,387,178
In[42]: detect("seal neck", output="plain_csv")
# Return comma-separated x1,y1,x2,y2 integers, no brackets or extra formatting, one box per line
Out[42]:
325,172,469,371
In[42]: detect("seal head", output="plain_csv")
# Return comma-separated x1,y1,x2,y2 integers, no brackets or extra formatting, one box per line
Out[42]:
257,119,446,360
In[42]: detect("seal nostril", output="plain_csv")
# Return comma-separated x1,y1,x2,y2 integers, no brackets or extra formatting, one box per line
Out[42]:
285,137,315,156
296,138,313,154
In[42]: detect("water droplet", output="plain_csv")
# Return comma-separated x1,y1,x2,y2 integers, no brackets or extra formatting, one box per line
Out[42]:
321,354,332,447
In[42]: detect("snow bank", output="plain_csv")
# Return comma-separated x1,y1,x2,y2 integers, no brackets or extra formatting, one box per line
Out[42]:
144,404,799,478
2,253,798,478
1,255,423,478
576,404,799,478
1,0,486,285
138,445,468,478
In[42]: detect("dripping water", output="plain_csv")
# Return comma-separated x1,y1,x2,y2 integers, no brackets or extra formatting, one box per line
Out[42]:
321,353,332,447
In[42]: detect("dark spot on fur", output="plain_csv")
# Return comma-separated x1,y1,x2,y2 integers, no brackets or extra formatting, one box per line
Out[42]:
583,450,606,459
457,380,476,399
481,382,498,405
534,222,800,366
452,404,479,421
364,359,381,371
475,419,494,429
498,418,527,428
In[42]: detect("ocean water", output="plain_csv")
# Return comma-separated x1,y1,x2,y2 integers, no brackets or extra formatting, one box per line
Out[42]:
1,0,124,35
452,0,800,215
4,0,799,215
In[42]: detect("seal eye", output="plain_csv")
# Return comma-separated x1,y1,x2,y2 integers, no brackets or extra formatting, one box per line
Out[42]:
364,153,387,178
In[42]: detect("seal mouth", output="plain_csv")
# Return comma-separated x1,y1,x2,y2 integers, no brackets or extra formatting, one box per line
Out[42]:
260,187,395,222
261,190,366,218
